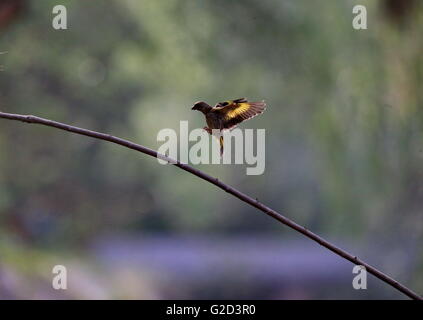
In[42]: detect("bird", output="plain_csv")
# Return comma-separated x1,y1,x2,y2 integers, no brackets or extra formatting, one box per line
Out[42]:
191,98,266,156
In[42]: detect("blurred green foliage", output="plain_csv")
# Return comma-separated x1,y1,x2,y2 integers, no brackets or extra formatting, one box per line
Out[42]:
0,0,422,298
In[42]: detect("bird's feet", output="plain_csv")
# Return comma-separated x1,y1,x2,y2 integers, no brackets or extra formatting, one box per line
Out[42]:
203,127,212,134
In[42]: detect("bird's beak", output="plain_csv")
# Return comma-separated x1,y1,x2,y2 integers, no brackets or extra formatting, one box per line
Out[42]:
191,106,196,110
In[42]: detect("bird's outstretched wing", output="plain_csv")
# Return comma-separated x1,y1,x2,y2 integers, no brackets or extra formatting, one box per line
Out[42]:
212,98,266,130
213,98,248,109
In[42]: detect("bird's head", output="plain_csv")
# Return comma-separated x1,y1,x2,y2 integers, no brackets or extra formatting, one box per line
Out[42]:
191,101,211,113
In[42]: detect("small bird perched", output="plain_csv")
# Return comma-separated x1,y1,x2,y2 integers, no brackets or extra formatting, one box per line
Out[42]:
192,98,266,156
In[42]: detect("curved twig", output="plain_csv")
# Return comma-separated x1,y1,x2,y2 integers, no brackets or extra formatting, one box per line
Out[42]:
0,111,421,300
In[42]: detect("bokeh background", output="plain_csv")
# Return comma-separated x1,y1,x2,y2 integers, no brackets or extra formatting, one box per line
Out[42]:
0,0,422,299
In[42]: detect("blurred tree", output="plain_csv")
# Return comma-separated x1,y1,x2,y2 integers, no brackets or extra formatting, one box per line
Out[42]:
0,0,25,31
382,0,417,28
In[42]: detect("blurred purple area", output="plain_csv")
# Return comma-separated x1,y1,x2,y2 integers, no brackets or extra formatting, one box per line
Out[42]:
89,235,409,299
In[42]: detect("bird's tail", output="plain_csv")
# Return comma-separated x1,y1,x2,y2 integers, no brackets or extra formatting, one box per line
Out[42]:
219,136,224,157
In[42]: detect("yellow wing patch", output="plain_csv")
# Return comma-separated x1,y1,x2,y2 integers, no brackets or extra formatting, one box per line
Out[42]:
214,100,266,130
225,103,254,120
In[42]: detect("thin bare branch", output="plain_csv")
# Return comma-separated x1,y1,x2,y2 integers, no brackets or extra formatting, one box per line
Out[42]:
0,111,421,300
